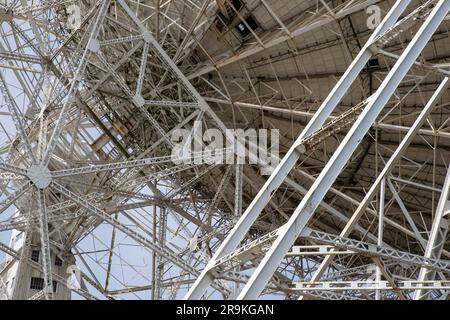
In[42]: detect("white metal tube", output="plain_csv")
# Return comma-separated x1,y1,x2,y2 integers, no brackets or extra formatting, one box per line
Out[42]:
184,0,411,299
237,1,450,299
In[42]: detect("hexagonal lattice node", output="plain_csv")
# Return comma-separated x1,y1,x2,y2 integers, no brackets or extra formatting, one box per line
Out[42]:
27,165,52,189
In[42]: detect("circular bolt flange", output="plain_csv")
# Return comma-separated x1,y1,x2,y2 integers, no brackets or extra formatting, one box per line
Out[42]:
27,165,52,189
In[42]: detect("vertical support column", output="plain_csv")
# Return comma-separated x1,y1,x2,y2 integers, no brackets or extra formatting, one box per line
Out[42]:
155,207,167,300
232,161,244,298
234,162,243,219
375,178,385,300
105,214,118,293
151,204,157,300
37,189,53,300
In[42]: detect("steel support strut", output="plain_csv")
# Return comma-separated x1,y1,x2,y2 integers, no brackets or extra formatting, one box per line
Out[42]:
236,0,450,299
184,0,411,300
37,189,53,299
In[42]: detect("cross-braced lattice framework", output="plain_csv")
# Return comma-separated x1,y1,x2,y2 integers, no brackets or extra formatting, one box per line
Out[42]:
0,0,449,300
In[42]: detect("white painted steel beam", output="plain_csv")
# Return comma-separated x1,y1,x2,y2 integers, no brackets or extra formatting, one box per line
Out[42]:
306,76,450,288
236,1,450,299
185,0,411,299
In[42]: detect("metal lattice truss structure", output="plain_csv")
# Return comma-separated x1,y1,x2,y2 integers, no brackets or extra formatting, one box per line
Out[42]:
0,0,449,300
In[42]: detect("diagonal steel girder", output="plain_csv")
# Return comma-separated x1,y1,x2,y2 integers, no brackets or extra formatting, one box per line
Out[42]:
414,165,450,300
184,0,412,300
235,0,450,299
